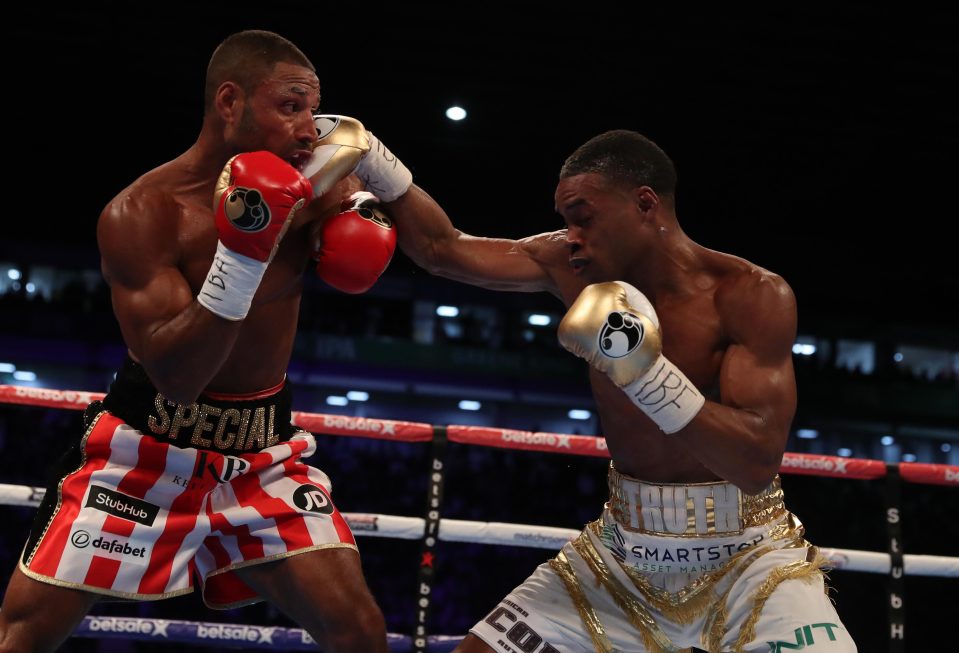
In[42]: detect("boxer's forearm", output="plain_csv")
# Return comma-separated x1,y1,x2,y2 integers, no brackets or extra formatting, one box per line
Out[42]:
133,303,242,404
387,184,463,272
672,401,788,494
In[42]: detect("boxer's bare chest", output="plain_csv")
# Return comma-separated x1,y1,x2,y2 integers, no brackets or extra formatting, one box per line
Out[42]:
567,278,730,483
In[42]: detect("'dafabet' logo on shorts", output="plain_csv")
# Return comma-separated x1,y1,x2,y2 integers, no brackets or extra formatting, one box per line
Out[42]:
292,484,334,514
71,530,92,548
70,529,149,563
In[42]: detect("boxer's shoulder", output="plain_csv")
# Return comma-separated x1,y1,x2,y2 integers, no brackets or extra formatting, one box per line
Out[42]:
97,164,195,279
710,253,796,344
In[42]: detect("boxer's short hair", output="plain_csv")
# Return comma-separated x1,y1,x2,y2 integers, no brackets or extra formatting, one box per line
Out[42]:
561,130,677,199
205,30,314,111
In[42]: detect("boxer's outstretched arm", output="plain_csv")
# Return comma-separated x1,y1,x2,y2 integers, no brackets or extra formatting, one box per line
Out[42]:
98,187,241,404
673,271,798,493
387,185,566,295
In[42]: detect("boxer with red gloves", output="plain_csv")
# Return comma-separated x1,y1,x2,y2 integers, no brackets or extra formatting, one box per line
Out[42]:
198,151,312,320
1,31,388,653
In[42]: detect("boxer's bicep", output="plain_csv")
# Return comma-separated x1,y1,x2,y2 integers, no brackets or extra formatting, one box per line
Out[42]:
98,194,194,358
718,272,798,441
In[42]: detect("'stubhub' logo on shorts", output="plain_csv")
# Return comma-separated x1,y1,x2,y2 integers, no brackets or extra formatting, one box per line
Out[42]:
70,529,148,561
599,311,643,358
292,484,334,514
86,485,159,526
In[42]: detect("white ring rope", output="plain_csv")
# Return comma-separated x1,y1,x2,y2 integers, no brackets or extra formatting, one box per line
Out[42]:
2,483,955,577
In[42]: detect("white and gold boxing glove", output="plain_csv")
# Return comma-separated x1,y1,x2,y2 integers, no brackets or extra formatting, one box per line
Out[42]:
304,115,412,201
558,281,705,433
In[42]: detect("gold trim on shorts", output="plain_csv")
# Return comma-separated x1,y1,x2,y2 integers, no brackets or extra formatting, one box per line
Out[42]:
549,551,617,653
23,410,104,566
203,542,359,609
606,464,787,537
548,471,824,653
18,556,195,602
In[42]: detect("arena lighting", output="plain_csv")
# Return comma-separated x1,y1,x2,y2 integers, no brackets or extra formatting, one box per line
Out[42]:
12,371,36,382
325,395,348,407
436,305,460,318
568,409,592,420
346,391,369,402
528,314,552,326
796,429,818,439
881,436,895,446
6,269,20,280
0,363,14,373
893,352,904,362
445,106,467,121
791,343,816,356
837,448,853,457
942,443,953,453
458,400,481,411
25,283,36,294
902,453,918,463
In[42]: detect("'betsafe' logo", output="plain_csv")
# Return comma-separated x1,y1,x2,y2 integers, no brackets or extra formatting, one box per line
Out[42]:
196,624,275,644
86,617,169,638
599,311,644,358
292,485,334,514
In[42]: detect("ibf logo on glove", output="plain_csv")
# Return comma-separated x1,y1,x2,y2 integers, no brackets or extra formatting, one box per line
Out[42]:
599,311,644,358
223,187,271,232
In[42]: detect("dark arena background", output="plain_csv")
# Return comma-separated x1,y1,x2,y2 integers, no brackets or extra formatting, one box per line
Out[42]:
2,4,957,652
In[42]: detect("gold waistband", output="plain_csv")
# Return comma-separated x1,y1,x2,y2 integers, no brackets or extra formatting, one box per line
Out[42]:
606,464,786,537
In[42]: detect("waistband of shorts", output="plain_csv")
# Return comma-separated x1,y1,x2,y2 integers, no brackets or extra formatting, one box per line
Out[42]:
97,355,295,454
606,463,786,537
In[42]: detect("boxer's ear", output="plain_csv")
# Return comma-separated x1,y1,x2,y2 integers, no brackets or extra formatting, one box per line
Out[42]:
214,81,244,124
633,186,659,213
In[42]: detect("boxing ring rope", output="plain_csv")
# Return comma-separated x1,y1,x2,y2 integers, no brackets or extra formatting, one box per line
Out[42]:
1,383,957,651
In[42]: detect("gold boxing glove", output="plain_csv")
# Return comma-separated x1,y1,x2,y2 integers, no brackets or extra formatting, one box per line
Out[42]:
558,281,705,433
305,115,412,202
302,115,371,197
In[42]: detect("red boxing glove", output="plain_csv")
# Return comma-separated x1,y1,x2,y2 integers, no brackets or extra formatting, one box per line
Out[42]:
198,152,312,321
314,192,396,294
214,151,313,262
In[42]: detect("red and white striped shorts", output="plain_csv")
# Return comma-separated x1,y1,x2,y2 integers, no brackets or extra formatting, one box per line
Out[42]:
20,410,356,608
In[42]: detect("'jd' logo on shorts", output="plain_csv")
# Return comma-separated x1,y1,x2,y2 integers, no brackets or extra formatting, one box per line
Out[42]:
767,623,842,652
292,484,334,514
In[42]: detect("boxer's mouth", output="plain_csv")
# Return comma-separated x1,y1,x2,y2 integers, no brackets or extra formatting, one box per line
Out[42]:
289,150,313,171
569,258,588,273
